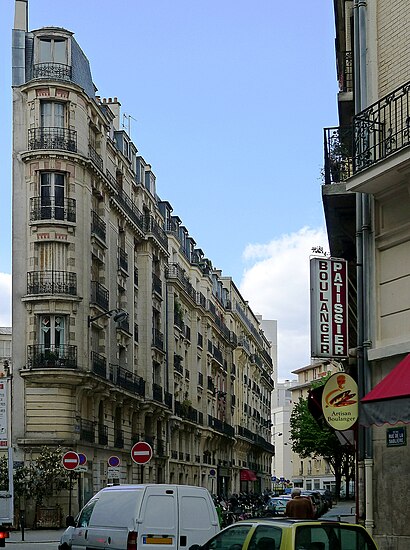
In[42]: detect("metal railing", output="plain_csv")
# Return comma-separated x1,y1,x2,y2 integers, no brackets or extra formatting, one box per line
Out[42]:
27,270,77,296
91,351,107,378
89,144,103,171
323,126,354,184
153,383,163,403
28,127,77,152
27,344,77,369
118,247,128,272
152,273,162,296
353,79,410,173
90,281,109,310
91,210,106,242
152,328,164,351
80,419,95,443
109,364,145,397
338,51,353,92
32,62,72,81
30,197,76,223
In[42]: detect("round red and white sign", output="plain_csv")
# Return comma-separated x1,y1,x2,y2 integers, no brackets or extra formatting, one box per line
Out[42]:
131,441,153,465
62,451,80,470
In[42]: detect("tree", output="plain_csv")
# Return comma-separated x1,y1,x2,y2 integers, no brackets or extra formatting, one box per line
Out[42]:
0,446,74,507
290,396,355,498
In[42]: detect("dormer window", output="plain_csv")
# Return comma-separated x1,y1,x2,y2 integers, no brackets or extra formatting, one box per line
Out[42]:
33,35,71,80
39,37,67,64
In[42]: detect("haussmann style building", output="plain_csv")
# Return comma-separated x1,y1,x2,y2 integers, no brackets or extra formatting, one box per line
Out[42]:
322,1,410,548
11,0,275,524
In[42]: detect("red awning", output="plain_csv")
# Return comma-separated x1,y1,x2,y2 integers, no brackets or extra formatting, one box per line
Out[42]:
360,353,410,426
240,469,257,481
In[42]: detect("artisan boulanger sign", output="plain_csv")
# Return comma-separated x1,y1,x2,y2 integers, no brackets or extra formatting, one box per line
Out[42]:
310,257,348,358
322,372,358,430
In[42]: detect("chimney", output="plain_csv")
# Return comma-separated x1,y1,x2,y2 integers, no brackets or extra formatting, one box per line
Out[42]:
14,0,28,32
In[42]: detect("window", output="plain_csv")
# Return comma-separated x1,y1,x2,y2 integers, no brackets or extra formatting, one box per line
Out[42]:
39,315,65,352
39,37,67,64
41,101,65,128
203,524,253,550
0,340,11,358
76,498,98,527
40,172,65,220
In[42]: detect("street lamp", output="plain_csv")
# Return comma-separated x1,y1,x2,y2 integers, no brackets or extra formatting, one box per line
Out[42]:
88,308,129,326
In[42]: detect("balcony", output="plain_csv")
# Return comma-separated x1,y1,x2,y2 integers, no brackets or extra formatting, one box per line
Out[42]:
90,281,109,310
144,215,168,250
351,78,410,190
30,197,76,223
28,127,77,152
114,429,124,448
208,415,235,437
98,424,108,445
164,391,173,409
27,344,77,369
338,51,353,93
323,127,353,185
80,419,95,443
27,270,77,296
109,364,145,397
89,144,103,172
91,210,106,242
118,247,128,273
152,328,164,352
32,62,72,81
91,351,107,378
110,183,144,232
152,273,162,296
153,383,163,403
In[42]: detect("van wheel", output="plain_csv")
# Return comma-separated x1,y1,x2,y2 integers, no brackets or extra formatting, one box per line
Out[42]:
59,543,71,550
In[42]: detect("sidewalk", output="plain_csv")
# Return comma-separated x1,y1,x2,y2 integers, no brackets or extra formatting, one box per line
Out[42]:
321,499,356,523
8,527,66,544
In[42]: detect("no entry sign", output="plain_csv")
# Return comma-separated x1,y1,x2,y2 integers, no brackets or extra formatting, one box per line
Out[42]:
62,450,80,470
131,441,153,465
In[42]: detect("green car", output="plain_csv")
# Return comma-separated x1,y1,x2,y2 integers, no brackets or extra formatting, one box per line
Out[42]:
195,517,378,550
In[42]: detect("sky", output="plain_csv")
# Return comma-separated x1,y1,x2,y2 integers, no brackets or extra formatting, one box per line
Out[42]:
0,0,337,381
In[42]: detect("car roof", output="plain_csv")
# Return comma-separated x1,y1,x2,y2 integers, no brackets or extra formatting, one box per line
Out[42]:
230,518,361,527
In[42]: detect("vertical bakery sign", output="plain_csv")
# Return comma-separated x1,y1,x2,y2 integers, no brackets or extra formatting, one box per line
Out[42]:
310,257,348,358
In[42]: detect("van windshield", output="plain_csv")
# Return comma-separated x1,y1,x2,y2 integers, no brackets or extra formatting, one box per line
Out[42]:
90,489,144,527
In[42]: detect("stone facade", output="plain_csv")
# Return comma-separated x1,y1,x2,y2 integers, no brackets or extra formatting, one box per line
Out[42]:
323,1,410,547
11,1,275,519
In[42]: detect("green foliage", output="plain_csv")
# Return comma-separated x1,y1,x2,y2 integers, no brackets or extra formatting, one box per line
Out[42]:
290,397,341,460
0,446,74,505
289,394,355,497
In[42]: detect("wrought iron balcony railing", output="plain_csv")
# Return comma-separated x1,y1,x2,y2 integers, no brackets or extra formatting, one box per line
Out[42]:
30,197,76,223
353,79,410,173
32,62,72,81
28,127,77,152
27,344,77,369
152,273,162,296
144,215,168,249
91,351,107,378
109,364,145,397
91,210,106,242
80,419,95,443
338,51,353,93
153,383,163,403
117,247,128,273
89,144,103,171
109,180,144,231
90,281,109,310
323,127,354,184
27,270,77,296
114,429,124,448
152,328,164,351
98,424,108,445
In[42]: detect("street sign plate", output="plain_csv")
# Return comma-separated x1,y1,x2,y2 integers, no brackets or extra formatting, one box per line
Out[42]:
131,441,153,465
107,466,121,478
62,451,79,470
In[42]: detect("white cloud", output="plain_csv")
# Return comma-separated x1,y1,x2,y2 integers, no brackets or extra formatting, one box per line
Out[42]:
0,273,11,326
239,226,328,382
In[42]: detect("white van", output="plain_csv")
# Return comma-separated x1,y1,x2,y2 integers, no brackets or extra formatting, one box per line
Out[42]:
59,484,220,550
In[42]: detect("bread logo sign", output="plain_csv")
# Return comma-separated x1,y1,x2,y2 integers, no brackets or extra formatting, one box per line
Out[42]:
322,373,358,430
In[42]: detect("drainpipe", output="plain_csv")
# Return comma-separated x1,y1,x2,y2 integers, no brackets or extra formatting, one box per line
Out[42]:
353,0,374,534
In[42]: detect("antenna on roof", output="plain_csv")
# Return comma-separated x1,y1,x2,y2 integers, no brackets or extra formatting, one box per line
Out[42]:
122,113,138,137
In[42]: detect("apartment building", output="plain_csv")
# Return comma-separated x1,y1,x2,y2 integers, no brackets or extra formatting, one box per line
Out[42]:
11,1,274,519
322,1,410,547
289,361,340,493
